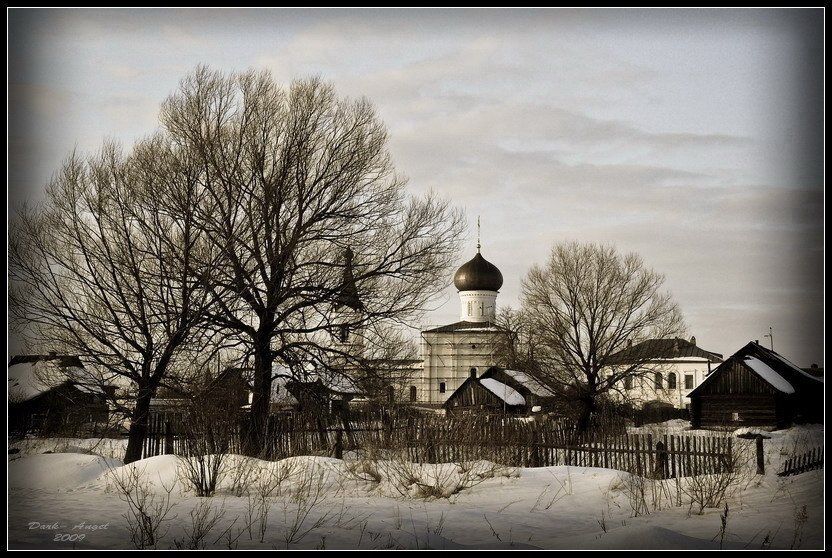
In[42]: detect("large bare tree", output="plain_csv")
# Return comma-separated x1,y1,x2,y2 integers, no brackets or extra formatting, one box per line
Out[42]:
520,242,685,431
159,67,463,454
9,138,219,463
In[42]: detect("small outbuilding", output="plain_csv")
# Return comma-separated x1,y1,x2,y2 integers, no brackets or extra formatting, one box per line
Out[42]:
687,341,823,429
443,376,528,415
9,354,111,435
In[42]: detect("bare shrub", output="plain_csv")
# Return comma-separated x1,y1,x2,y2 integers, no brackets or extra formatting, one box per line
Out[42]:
109,464,177,549
277,465,332,548
531,468,574,512
223,456,261,497
345,457,383,487
177,395,242,497
681,445,753,515
385,457,514,500
615,471,678,517
712,503,730,549
245,459,300,543
173,500,226,549
790,504,808,549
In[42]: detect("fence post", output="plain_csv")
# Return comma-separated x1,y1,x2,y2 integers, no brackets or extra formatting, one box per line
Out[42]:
654,441,668,479
755,435,765,475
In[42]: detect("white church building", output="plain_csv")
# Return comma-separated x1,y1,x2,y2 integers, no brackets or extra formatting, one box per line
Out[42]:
410,245,509,405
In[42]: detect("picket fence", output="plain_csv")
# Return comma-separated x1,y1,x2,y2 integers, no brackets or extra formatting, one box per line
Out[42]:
142,410,733,478
778,446,824,477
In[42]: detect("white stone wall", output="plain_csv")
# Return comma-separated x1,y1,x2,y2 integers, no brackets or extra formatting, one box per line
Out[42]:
458,290,498,322
414,328,504,404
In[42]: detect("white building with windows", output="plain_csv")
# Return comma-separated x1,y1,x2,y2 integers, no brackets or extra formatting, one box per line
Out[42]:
607,337,723,410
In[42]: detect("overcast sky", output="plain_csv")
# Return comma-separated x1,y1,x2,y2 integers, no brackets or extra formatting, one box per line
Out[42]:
8,9,824,365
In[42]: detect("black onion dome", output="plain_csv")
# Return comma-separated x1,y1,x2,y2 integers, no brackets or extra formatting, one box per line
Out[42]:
453,252,503,292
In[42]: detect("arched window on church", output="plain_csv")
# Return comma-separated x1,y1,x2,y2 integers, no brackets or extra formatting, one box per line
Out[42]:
409,386,417,402
339,325,349,343
668,373,677,389
654,372,663,390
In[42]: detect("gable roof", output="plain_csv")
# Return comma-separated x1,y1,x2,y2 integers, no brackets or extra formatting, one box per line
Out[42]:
479,378,526,406
687,341,822,398
481,367,558,398
608,338,723,365
422,320,507,334
8,355,101,403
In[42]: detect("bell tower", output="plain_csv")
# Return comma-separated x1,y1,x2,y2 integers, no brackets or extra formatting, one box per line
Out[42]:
332,247,364,356
453,219,503,323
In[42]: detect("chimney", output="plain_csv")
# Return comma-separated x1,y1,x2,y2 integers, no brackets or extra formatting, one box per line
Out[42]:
812,363,818,369
755,339,759,345
689,336,696,346
627,339,633,348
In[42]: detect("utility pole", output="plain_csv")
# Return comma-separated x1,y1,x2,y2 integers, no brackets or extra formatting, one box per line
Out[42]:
763,326,774,351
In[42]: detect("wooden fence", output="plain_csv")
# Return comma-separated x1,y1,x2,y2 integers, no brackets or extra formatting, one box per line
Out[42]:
778,446,824,477
143,410,732,478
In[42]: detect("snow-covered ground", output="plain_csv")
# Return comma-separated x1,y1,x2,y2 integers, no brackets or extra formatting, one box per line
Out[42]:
8,423,824,550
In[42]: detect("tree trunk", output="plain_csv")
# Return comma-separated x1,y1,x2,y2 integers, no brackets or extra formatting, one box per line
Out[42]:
576,393,597,435
244,332,273,457
123,383,156,464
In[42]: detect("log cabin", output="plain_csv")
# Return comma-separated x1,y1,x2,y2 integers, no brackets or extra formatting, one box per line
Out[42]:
687,341,823,428
443,376,528,415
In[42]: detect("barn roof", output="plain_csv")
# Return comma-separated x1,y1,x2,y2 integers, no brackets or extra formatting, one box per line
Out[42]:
8,355,101,403
687,341,822,398
481,367,557,397
478,378,526,406
608,338,722,364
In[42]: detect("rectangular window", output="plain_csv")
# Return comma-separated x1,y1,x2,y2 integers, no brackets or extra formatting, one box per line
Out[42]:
624,377,633,390
439,382,446,394
685,375,694,390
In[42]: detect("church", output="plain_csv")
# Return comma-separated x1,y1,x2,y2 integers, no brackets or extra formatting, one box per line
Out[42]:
411,243,508,405
320,239,509,408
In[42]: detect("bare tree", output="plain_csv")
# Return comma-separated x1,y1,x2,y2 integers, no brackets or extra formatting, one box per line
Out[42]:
9,138,220,463
520,241,684,431
493,306,542,375
159,67,464,455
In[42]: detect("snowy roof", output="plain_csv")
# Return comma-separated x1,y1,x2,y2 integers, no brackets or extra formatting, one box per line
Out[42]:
743,357,795,394
768,351,823,383
479,378,526,406
688,341,821,399
496,368,557,397
8,358,101,402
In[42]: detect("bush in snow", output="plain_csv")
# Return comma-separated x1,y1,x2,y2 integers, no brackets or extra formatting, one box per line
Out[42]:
177,394,242,497
108,464,177,549
681,443,753,515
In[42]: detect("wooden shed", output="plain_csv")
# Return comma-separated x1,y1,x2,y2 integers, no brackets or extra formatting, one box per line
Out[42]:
9,355,110,435
687,341,823,429
443,376,527,415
